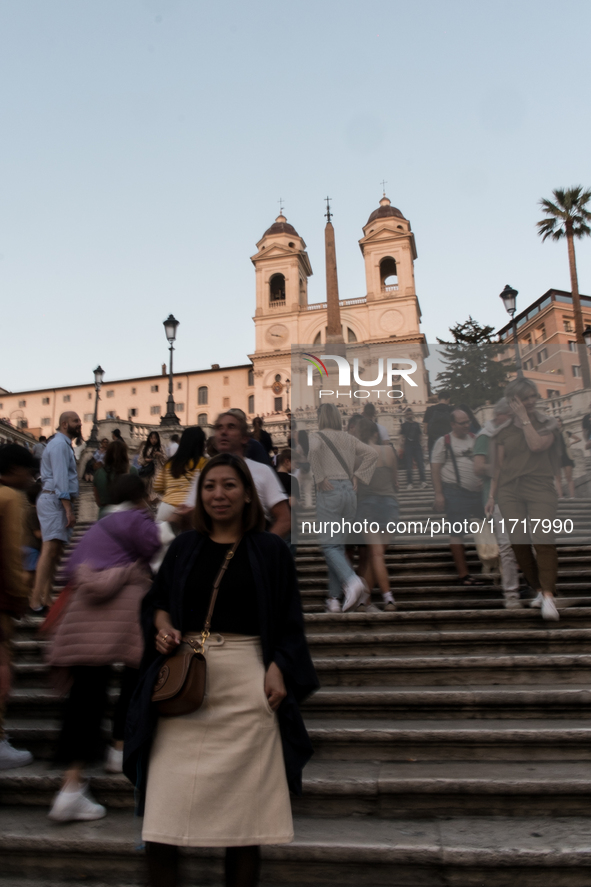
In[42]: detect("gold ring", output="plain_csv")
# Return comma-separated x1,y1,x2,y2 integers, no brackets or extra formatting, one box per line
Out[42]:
162,634,168,639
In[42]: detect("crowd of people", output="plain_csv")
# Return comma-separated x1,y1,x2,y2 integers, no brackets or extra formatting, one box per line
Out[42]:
0,384,588,885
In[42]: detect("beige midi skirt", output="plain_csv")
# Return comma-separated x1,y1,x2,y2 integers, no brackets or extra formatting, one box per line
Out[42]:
142,634,293,847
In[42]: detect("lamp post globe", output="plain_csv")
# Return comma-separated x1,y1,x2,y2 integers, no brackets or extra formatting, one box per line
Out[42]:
88,365,105,448
499,284,518,316
584,326,591,349
161,315,181,427
163,314,179,343
499,285,523,379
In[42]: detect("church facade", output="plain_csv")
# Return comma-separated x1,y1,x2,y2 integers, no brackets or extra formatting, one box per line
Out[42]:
0,194,426,440
249,194,425,415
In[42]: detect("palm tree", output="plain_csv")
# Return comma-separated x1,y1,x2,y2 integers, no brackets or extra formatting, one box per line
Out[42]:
537,186,591,389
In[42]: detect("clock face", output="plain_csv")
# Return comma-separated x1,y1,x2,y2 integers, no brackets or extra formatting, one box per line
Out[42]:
266,324,289,346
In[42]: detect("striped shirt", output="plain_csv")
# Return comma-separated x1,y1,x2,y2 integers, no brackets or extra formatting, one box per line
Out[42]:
153,456,207,506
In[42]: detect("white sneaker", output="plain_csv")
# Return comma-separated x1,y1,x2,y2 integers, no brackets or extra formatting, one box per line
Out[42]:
48,785,107,822
406,484,413,490
382,591,396,612
420,482,428,489
104,746,123,774
541,595,560,621
530,592,543,609
0,739,33,771
342,576,368,613
325,598,342,613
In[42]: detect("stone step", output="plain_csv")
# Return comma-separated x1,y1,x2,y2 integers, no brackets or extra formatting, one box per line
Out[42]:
307,718,591,762
15,626,591,660
2,760,591,819
302,608,591,632
8,717,591,764
303,684,591,719
11,653,591,690
1,807,591,886
9,683,591,723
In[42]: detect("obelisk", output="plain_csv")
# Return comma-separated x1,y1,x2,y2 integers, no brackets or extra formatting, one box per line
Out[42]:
324,197,344,345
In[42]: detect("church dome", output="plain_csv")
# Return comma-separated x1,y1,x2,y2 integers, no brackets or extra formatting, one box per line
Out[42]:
366,196,405,225
263,213,299,237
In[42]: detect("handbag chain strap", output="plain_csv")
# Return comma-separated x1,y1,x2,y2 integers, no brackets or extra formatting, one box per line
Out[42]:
197,537,242,654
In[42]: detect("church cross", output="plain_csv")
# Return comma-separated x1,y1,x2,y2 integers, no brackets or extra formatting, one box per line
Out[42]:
380,179,388,196
325,196,332,222
278,197,284,215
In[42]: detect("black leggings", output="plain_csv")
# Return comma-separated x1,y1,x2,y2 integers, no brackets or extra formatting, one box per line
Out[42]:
55,665,138,764
145,842,260,887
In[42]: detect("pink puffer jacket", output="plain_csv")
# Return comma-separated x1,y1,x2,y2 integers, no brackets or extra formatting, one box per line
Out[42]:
47,561,151,668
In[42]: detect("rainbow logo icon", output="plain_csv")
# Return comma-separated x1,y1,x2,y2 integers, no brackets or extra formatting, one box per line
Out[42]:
303,353,328,376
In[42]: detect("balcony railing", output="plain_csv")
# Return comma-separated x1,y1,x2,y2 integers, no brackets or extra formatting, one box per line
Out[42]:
269,299,286,309
382,284,399,292
306,297,367,311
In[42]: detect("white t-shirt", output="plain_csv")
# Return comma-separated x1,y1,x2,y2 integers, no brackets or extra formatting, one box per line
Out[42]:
431,433,482,492
245,457,288,521
166,442,179,458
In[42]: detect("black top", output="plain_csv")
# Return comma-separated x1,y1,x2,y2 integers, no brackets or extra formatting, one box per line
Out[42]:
169,537,260,635
277,472,300,502
401,421,421,443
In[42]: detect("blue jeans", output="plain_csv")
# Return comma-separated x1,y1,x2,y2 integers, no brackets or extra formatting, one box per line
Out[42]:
404,440,425,484
316,480,357,600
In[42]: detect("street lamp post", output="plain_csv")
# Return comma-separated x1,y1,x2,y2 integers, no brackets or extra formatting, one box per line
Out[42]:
499,284,523,379
87,365,105,447
161,314,181,427
285,378,291,413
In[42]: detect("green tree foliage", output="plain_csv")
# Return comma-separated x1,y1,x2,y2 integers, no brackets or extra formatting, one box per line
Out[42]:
537,186,591,388
435,317,513,409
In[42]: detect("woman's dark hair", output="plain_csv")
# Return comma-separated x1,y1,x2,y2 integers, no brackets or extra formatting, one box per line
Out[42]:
104,440,129,477
169,426,206,479
110,474,147,505
194,453,265,535
252,416,263,441
362,403,377,420
358,418,379,443
0,444,36,474
297,429,309,456
143,431,162,457
111,429,122,440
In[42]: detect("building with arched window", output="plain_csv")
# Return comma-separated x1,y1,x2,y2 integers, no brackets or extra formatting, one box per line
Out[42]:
249,193,425,413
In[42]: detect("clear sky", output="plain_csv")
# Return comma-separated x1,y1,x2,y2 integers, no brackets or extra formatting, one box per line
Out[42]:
1,0,590,392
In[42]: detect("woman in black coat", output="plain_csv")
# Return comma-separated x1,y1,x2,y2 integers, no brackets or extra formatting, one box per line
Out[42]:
124,453,318,887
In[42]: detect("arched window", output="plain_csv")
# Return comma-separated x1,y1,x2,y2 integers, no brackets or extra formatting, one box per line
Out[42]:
347,327,357,343
269,273,286,301
198,386,208,405
197,413,208,426
248,368,254,386
313,330,321,345
380,256,398,290
248,394,255,414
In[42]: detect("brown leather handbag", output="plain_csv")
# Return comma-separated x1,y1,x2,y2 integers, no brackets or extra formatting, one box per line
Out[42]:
151,538,241,717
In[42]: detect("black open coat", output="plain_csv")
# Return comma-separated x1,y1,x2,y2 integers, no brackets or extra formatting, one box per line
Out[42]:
123,530,319,809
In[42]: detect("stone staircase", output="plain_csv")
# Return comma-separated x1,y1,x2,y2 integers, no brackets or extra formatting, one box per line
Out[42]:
2,481,591,885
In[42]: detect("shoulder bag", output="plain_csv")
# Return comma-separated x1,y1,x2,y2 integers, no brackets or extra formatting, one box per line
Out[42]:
151,537,241,717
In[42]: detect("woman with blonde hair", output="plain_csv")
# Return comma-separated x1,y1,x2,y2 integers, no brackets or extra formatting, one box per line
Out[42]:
124,453,318,887
308,403,377,613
